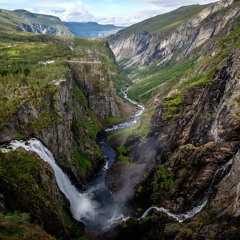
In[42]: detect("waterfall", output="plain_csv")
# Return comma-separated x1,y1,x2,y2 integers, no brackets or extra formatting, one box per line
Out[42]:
139,158,233,222
1,139,97,222
2,85,232,231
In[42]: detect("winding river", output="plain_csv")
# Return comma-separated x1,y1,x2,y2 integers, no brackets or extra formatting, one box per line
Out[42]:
0,87,233,233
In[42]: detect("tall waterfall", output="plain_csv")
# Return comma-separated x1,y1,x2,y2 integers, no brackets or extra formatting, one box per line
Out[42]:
139,158,233,221
2,139,97,222
1,87,232,231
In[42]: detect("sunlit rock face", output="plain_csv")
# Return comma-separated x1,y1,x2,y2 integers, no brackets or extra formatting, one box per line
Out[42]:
109,0,238,67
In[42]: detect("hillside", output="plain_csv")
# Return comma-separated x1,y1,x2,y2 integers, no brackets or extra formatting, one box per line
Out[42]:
0,9,73,35
0,28,134,238
0,0,240,239
105,0,240,239
109,4,210,38
0,9,124,38
108,0,239,103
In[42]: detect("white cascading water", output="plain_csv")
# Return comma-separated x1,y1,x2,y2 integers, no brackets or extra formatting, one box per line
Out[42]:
105,88,145,132
1,139,97,222
139,157,233,221
0,84,234,230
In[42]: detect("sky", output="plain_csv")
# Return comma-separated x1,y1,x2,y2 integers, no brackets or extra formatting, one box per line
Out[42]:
0,0,217,26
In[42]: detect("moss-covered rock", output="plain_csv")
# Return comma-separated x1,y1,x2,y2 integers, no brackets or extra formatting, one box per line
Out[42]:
0,149,83,239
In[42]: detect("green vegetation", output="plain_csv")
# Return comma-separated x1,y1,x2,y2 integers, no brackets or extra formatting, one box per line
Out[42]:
0,30,128,131
108,107,154,145
127,56,197,103
0,149,84,235
0,9,72,35
0,151,45,187
75,151,92,174
117,145,130,163
151,165,174,202
161,93,184,121
14,133,28,141
120,2,240,105
109,4,211,39
0,211,55,240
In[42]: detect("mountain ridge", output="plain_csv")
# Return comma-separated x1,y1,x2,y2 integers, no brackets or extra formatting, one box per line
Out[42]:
0,8,124,38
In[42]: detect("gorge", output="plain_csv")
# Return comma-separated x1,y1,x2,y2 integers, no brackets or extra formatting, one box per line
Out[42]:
0,86,144,233
0,0,240,239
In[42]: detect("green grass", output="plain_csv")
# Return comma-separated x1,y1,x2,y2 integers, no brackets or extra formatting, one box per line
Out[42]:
126,19,240,104
151,165,174,202
108,4,212,40
117,145,130,163
116,1,240,106
75,151,92,174
0,211,55,240
127,56,197,103
0,30,129,131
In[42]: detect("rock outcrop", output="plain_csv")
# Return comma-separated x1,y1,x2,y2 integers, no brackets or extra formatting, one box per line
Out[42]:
0,149,83,239
149,51,240,161
69,61,121,118
118,41,240,240
20,22,71,36
112,49,240,239
0,75,102,185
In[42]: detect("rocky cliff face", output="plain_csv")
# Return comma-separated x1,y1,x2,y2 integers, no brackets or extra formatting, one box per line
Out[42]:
106,1,240,237
117,43,240,240
109,0,238,67
0,74,102,186
69,61,121,118
149,51,240,160
20,22,72,36
0,149,82,239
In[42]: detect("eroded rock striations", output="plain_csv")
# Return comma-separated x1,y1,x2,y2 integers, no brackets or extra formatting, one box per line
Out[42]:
109,0,239,67
119,35,240,240
108,1,240,239
69,61,121,118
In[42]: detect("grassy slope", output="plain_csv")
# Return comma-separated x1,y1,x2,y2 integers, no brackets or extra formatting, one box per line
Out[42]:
0,30,130,128
0,30,130,238
125,2,240,103
109,4,211,41
108,2,240,163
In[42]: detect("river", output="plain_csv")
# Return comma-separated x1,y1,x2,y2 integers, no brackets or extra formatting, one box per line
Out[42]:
0,87,233,233
0,87,145,232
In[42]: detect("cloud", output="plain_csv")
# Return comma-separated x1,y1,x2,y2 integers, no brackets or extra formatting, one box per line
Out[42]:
133,0,216,8
29,1,96,23
0,0,217,26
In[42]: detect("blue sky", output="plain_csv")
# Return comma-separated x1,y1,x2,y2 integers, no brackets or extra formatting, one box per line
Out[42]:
0,0,217,26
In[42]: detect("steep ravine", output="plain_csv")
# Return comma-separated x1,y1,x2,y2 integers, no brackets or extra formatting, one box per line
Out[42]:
115,52,240,240
0,87,145,236
0,43,134,238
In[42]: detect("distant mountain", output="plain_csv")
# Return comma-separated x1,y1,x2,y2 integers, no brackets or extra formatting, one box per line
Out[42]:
0,9,123,38
0,9,73,36
64,22,124,38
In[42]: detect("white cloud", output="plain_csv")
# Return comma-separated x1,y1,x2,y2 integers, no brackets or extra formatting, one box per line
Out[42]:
29,1,96,23
133,0,216,8
0,0,218,26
